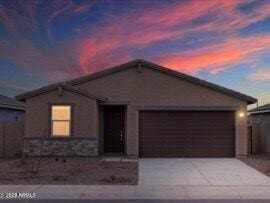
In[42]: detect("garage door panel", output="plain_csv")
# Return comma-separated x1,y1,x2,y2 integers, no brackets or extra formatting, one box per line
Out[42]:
142,150,187,158
139,110,235,158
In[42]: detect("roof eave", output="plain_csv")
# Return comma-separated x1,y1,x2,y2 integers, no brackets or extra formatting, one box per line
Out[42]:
249,109,270,115
15,83,60,101
15,83,106,102
0,104,25,110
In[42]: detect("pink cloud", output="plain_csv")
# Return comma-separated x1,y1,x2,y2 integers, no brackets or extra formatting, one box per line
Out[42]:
1,0,270,82
248,70,270,81
156,34,270,74
76,0,270,74
135,0,237,27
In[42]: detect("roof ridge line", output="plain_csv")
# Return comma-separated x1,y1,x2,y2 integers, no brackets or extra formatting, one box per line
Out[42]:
16,59,257,104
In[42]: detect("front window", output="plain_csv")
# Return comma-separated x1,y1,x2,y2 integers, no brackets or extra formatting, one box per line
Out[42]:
51,105,71,137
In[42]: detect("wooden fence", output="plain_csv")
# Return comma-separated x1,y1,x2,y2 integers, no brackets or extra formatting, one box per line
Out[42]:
0,122,24,158
249,123,270,155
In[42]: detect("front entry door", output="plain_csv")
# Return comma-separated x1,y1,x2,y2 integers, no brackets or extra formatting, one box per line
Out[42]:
104,106,125,153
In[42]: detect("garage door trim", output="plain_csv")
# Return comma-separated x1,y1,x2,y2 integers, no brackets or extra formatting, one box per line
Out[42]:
136,105,239,111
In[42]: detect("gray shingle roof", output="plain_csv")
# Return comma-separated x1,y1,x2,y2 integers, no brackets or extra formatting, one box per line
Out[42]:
0,94,25,110
16,59,257,104
68,59,257,104
249,103,270,114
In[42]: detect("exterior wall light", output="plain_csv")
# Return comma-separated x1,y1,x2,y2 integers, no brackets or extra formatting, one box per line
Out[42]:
239,112,245,118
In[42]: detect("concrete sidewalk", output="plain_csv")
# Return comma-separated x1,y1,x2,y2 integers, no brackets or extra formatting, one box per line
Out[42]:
1,185,270,200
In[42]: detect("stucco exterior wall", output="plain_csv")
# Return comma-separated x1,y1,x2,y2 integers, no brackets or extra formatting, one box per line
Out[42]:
25,89,98,138
75,65,248,157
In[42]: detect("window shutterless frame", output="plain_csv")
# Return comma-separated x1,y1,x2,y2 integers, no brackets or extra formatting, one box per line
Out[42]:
49,104,73,137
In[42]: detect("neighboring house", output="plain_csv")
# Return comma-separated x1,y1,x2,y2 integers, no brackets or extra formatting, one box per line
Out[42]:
248,103,270,157
0,95,25,158
16,59,257,158
0,94,25,122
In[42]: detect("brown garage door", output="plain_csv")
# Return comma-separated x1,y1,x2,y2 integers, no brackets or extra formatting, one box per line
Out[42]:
139,111,235,158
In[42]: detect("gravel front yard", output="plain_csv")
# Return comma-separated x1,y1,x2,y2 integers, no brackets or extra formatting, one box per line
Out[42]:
0,157,138,185
240,155,270,177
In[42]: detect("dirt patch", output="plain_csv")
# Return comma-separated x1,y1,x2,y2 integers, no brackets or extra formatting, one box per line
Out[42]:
0,157,138,185
240,155,270,177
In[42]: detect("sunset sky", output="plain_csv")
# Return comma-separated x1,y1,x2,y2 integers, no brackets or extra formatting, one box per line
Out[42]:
0,0,270,106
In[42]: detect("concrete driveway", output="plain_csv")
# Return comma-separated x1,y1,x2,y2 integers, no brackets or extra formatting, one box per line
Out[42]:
139,158,270,186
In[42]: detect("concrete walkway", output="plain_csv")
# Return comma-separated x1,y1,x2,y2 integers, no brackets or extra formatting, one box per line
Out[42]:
139,158,270,186
1,185,270,200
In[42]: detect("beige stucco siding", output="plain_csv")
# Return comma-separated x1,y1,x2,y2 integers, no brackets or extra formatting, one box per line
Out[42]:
25,90,98,138
75,66,248,157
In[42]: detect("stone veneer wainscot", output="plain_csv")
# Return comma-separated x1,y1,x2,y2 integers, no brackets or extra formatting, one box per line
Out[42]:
24,138,98,156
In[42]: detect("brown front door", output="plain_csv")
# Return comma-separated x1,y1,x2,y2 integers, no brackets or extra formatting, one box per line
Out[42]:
104,106,125,153
139,110,235,158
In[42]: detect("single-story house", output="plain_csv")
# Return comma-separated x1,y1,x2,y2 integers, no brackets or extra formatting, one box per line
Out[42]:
0,94,25,122
248,103,270,157
16,59,257,158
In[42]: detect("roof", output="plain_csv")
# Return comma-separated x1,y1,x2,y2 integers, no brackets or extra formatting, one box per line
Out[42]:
0,94,25,110
16,59,257,104
67,59,257,104
16,83,106,102
249,103,270,114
